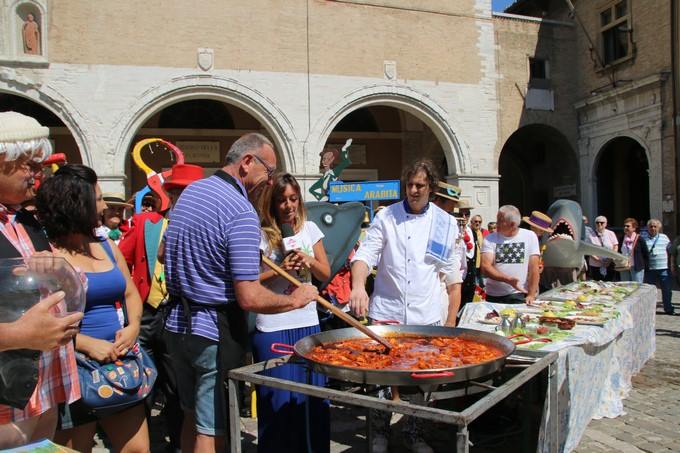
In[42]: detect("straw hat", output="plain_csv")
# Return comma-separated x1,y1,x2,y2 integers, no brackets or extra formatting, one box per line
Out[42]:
522,211,553,233
433,181,461,203
103,193,133,209
453,199,474,215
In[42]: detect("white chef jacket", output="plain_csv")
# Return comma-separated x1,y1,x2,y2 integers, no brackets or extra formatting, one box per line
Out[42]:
352,200,462,325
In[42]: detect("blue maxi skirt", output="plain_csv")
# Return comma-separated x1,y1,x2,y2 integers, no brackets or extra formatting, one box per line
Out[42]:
251,325,330,453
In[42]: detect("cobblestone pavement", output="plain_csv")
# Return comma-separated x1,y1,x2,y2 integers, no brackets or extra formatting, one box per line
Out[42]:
93,288,680,452
573,289,680,453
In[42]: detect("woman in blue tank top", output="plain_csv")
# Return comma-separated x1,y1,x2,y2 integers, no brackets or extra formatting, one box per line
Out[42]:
35,165,149,453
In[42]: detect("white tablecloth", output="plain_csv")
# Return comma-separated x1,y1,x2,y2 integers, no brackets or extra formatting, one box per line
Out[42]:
458,284,657,452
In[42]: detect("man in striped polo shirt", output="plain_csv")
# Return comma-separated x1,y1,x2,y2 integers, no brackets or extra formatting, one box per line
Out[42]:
163,133,318,452
642,218,674,315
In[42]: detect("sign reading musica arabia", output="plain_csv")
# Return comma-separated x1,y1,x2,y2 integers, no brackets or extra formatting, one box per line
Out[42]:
328,180,400,202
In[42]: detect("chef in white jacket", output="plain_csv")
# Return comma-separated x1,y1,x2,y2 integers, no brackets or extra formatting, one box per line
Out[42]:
349,160,462,453
350,161,462,326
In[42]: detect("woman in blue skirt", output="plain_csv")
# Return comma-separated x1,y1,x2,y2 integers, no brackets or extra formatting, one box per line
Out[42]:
253,172,331,453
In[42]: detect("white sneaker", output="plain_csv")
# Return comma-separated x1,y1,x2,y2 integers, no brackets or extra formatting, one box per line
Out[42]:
406,438,434,453
371,433,389,453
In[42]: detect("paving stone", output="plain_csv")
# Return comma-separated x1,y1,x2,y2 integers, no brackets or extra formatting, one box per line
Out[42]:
636,442,671,453
580,429,645,453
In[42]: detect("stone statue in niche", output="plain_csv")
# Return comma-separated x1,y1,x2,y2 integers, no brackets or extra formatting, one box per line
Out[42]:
22,13,40,55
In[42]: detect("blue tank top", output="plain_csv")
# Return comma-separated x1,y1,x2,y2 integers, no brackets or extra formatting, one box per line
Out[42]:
79,240,127,342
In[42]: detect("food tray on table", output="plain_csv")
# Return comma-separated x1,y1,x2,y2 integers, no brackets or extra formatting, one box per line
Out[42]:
481,305,618,329
540,281,640,303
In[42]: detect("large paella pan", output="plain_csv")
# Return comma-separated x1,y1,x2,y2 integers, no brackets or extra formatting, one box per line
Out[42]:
272,325,515,386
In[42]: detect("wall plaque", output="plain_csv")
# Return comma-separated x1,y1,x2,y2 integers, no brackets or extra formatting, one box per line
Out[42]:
176,141,220,163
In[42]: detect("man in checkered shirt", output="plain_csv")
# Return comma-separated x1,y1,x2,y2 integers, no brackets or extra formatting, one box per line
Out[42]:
481,205,540,304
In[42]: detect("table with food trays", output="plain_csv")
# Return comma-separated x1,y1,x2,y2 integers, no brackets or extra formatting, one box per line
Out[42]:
458,281,657,452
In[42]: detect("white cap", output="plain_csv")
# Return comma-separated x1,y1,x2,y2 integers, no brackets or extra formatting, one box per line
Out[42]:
0,111,49,143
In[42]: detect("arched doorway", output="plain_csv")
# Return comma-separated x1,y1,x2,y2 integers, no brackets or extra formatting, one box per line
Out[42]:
595,136,649,225
127,99,267,194
0,93,82,164
499,124,578,214
318,105,448,196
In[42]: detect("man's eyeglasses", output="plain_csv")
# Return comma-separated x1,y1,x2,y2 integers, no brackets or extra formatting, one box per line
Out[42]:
472,220,482,224
252,154,276,179
595,221,605,224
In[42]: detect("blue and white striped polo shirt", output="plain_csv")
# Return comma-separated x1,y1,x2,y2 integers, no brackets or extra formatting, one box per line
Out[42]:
642,232,671,270
164,171,261,341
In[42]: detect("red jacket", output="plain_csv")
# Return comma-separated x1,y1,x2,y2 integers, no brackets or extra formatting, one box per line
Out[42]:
118,212,165,302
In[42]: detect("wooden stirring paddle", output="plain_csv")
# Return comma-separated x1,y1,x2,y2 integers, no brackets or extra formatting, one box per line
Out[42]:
260,254,393,352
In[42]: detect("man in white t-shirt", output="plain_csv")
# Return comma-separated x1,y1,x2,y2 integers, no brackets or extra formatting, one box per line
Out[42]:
481,205,540,304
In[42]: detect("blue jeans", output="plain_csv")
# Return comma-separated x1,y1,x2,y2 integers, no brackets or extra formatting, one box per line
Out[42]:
619,268,644,284
644,268,673,314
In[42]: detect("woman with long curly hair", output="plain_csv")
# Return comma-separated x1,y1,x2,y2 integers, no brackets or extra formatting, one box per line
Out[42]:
253,172,331,453
36,164,149,453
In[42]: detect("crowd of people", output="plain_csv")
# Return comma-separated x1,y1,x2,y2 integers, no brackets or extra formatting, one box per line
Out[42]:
0,110,678,453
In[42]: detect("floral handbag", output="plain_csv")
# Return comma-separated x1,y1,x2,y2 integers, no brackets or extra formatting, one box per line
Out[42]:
75,342,157,412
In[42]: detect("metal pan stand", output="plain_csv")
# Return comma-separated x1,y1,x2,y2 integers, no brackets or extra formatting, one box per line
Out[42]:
228,350,559,453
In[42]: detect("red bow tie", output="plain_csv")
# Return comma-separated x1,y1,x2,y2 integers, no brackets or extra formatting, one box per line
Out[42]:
0,206,15,224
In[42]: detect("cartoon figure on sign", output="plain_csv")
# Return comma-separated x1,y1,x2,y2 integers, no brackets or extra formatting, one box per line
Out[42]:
308,138,352,201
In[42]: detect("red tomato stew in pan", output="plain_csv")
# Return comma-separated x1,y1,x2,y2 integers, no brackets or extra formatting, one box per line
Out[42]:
307,335,504,370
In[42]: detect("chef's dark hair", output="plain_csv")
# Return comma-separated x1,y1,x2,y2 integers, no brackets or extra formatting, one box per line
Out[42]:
402,158,440,196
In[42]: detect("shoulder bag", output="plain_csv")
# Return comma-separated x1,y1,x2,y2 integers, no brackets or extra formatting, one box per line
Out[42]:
75,241,157,412
75,341,156,412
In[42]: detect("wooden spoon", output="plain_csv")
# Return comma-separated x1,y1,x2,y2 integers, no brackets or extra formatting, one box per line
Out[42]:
261,254,392,352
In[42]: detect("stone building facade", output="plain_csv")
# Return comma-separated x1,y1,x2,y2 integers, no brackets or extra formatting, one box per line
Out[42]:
0,0,676,231
502,0,677,231
0,0,502,223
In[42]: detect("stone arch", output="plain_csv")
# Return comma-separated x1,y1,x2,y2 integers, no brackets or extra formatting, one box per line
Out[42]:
591,133,651,224
306,85,469,176
0,78,92,165
112,75,298,175
498,123,578,213
591,131,652,183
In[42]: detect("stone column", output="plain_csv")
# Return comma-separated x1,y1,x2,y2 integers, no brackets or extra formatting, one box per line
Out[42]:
97,173,128,197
